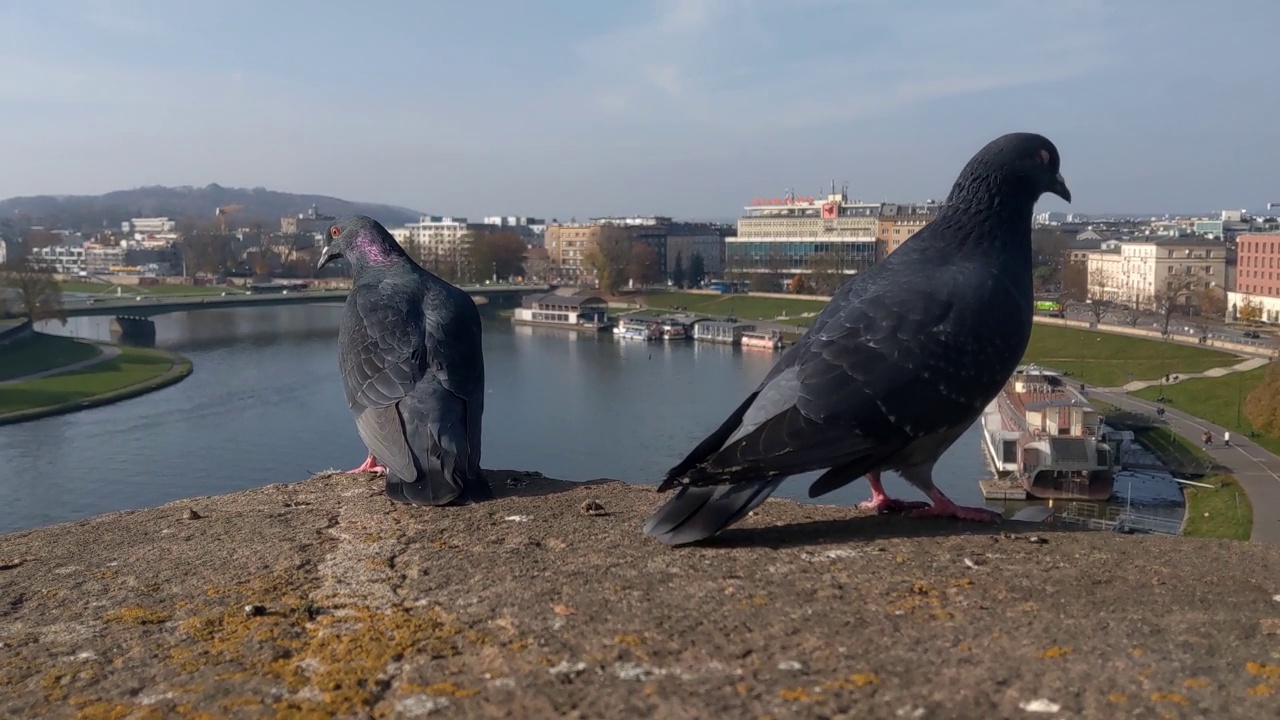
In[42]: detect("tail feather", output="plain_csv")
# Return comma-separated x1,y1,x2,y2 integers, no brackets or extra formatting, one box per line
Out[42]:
397,423,492,507
643,477,786,546
660,391,760,490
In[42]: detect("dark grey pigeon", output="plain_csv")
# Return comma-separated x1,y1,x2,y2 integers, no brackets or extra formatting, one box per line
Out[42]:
318,215,492,507
644,132,1071,546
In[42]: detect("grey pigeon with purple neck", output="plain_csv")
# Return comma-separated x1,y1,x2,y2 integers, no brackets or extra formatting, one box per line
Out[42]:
644,132,1072,546
318,215,492,506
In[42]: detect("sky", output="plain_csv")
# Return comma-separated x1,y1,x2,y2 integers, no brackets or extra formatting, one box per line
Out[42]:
1,0,1277,220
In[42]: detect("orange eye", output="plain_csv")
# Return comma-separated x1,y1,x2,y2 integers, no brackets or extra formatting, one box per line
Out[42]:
330,226,341,238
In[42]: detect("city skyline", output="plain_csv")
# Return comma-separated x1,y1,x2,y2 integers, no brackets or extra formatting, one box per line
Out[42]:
1,1,1277,219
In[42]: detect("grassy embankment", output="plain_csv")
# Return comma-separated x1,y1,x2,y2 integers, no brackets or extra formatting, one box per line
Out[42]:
1133,369,1278,456
1093,401,1253,541
0,333,191,422
0,332,101,381
58,280,242,296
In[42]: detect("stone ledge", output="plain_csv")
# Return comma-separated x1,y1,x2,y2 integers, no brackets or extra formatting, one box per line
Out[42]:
1,470,1278,719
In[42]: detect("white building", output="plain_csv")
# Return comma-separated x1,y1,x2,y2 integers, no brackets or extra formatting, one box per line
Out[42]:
395,216,473,260
30,245,87,274
1227,291,1280,325
727,188,879,275
1085,238,1227,308
122,217,177,234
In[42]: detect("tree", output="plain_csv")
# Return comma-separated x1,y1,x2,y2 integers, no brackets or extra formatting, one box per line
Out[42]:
1152,288,1183,338
1057,261,1087,302
789,273,810,294
1245,361,1280,437
179,234,239,276
584,226,633,294
671,252,686,289
1189,285,1227,335
1117,292,1147,327
805,252,846,296
475,230,527,281
627,242,661,286
688,252,706,287
1238,295,1263,323
0,255,66,323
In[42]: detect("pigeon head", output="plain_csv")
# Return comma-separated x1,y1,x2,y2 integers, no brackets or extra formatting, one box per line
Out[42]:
950,133,1072,207
317,215,406,272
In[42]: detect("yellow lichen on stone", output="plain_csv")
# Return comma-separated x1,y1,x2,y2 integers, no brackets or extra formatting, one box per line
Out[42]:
779,687,812,702
1151,692,1189,705
1246,661,1280,679
1182,677,1210,689
614,634,643,646
1107,693,1127,704
1247,684,1273,696
102,607,171,625
1040,646,1072,659
423,682,479,698
822,672,880,690
71,701,134,720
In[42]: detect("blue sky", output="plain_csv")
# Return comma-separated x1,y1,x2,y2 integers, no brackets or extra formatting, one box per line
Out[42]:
1,0,1276,219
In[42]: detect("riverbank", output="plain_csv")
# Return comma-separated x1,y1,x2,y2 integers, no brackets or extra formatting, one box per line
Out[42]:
2,470,1278,718
0,334,192,425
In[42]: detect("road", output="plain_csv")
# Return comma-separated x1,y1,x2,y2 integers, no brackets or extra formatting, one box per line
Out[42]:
1093,388,1280,545
1061,302,1275,351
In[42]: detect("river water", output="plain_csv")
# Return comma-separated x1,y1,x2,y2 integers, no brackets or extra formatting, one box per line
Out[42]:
1,304,1080,535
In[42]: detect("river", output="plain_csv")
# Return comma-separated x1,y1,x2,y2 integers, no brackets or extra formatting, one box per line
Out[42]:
1,304,1076,534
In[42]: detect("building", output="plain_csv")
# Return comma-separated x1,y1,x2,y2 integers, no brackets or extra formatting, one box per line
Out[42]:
84,244,125,273
726,186,882,278
1084,237,1227,308
665,224,724,277
1229,232,1280,323
544,223,601,281
280,205,337,235
482,216,547,244
875,203,940,260
30,245,87,274
512,293,609,327
395,216,475,262
121,217,176,234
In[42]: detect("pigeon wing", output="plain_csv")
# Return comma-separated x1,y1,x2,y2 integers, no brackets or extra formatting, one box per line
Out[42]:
340,284,430,482
696,263,1004,483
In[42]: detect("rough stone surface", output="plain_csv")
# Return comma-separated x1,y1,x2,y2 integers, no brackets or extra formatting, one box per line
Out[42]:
2,471,1279,719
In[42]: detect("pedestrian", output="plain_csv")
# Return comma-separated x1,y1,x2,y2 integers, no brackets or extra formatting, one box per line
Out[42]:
1202,430,1213,448
1224,430,1231,447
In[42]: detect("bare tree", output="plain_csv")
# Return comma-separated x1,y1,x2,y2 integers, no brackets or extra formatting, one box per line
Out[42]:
0,256,66,323
806,252,845,296
1152,287,1183,338
1058,261,1088,303
1117,291,1148,327
1189,285,1227,336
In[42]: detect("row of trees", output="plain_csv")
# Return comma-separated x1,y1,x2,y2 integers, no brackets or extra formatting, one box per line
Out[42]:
1058,263,1229,337
408,230,528,285
0,257,66,322
670,251,707,290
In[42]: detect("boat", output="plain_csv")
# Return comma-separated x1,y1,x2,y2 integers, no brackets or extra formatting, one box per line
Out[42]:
739,329,782,350
979,365,1115,501
659,319,687,340
613,317,661,342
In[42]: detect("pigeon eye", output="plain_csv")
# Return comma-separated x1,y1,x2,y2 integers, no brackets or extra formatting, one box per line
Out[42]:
330,226,341,238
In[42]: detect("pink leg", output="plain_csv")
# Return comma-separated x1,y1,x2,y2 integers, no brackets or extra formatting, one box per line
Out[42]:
346,453,387,475
908,486,1003,523
857,471,930,514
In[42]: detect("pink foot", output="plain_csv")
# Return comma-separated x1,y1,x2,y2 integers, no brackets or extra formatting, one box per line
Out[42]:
857,471,929,514
908,487,1002,523
347,454,387,475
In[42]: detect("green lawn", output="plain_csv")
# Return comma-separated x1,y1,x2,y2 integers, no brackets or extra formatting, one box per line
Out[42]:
1022,324,1237,386
0,332,101,381
1132,368,1280,455
1139,424,1252,540
0,346,180,416
59,281,241,296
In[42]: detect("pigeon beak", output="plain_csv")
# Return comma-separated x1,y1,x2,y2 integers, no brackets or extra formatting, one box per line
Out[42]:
317,245,338,270
1051,173,1072,204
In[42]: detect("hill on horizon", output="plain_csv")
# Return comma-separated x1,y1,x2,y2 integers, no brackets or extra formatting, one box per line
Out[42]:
0,184,424,232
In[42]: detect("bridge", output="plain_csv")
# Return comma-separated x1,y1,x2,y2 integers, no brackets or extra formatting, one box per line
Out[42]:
59,284,552,344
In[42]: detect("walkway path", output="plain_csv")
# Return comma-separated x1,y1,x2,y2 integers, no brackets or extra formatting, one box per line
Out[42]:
0,343,121,386
1113,356,1270,392
1093,387,1280,545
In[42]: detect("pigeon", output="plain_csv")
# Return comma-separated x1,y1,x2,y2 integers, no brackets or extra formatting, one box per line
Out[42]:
644,132,1071,546
318,215,493,506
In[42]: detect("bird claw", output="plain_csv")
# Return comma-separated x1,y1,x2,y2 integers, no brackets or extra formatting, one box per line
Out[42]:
347,454,387,475
857,496,931,515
